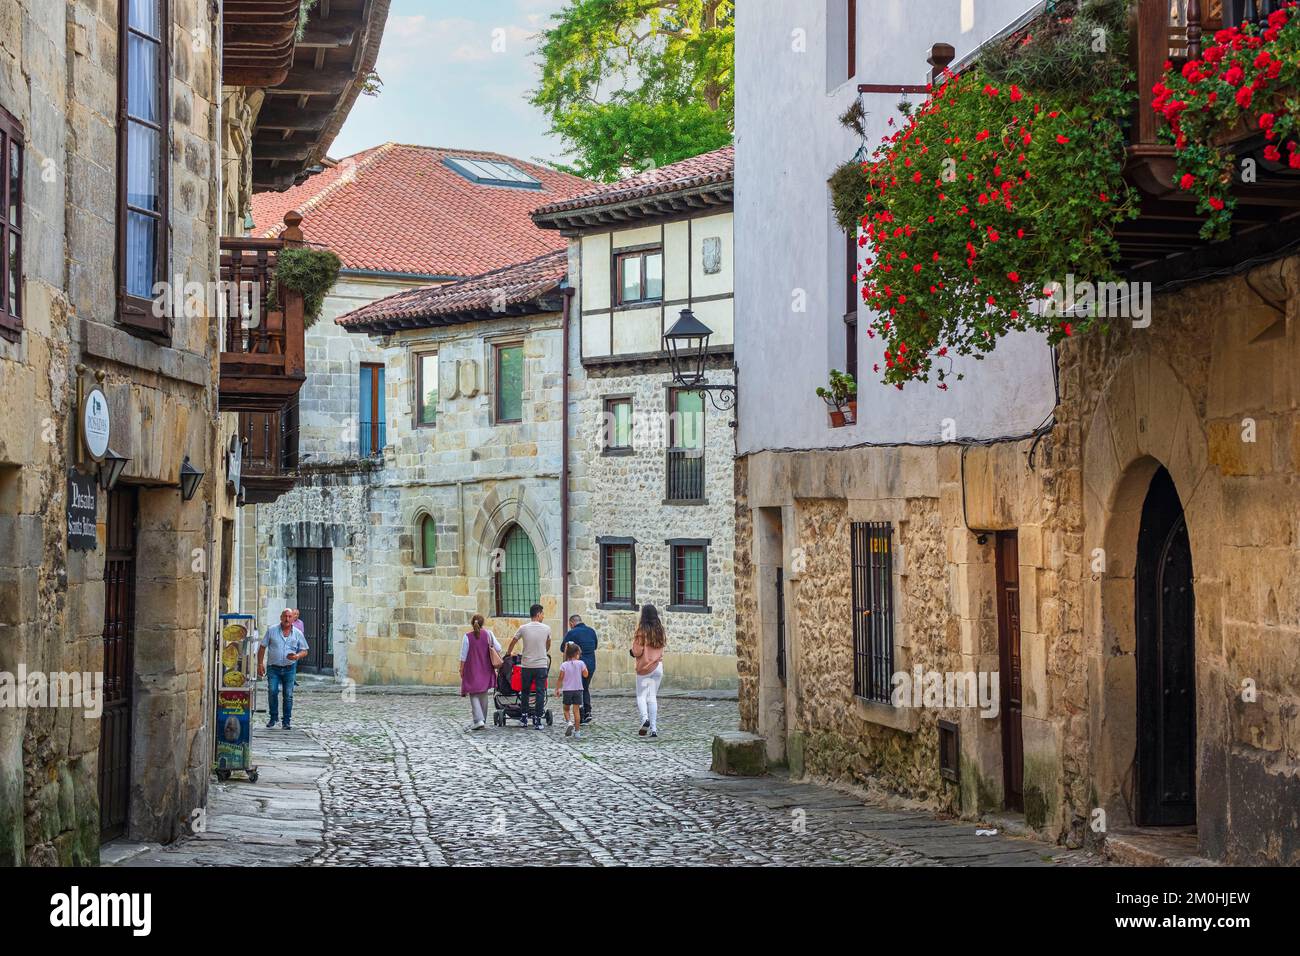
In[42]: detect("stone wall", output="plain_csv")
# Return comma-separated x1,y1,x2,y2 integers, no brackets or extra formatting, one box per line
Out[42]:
735,255,1300,864
567,355,738,689
252,312,566,685
0,0,231,862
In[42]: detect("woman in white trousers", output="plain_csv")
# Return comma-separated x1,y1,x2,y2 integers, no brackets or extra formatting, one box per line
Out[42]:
630,604,667,737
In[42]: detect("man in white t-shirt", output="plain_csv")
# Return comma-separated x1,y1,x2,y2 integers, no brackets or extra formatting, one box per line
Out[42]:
506,604,551,729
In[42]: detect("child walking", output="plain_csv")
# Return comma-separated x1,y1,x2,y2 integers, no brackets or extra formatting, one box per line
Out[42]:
558,643,590,738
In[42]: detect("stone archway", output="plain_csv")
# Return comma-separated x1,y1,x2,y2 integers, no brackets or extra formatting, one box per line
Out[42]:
1081,351,1219,829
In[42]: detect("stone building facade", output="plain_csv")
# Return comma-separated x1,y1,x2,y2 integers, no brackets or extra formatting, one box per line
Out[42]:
534,148,738,689
238,145,591,681
256,253,569,683
0,0,383,865
733,0,1299,865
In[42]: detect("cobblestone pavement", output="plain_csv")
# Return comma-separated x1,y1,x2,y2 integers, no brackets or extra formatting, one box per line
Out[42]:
111,691,1105,867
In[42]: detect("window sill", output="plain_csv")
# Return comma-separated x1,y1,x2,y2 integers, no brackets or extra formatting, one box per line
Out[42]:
663,498,709,506
853,696,919,734
666,603,712,615
613,299,664,312
602,447,635,457
596,602,639,612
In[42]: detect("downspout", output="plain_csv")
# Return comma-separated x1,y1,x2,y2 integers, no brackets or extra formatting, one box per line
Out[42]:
561,285,575,631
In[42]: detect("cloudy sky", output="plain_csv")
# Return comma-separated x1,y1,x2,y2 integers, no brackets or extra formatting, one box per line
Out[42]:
330,0,570,165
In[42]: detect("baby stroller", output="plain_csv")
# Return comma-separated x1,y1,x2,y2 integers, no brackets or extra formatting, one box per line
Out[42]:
492,654,553,727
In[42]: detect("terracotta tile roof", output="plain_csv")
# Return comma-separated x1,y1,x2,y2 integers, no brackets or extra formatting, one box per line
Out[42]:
337,250,569,333
532,145,734,223
251,143,592,277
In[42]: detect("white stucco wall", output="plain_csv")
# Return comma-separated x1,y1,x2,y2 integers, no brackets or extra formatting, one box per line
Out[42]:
734,0,1055,455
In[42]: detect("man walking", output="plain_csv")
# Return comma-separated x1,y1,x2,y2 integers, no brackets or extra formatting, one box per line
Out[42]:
506,604,551,729
257,608,309,730
562,614,598,723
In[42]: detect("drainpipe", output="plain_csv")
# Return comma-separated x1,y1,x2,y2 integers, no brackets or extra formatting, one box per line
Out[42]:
561,286,575,631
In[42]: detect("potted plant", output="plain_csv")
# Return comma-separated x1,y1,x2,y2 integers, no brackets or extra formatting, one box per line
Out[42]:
816,369,858,427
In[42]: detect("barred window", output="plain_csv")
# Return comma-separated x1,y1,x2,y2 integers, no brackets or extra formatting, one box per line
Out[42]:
599,540,636,607
419,515,437,568
669,541,708,610
851,521,895,703
495,524,539,617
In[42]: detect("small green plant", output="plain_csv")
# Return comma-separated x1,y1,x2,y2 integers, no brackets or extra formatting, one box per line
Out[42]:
829,159,872,233
816,369,858,408
270,247,342,328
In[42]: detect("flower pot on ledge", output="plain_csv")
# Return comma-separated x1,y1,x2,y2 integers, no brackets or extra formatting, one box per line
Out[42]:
828,400,857,428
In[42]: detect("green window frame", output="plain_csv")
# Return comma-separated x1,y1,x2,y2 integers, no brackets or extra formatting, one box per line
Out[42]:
599,540,636,608
415,351,438,427
419,514,437,568
495,524,539,617
603,395,633,453
495,343,524,423
669,541,709,611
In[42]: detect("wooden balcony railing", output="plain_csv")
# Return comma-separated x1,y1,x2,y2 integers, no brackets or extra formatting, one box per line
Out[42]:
237,396,299,504
219,210,308,412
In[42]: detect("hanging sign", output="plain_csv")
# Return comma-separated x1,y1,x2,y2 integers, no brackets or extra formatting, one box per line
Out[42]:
81,387,111,462
66,470,98,552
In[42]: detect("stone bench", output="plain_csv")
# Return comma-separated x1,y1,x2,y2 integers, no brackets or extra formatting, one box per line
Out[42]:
710,732,768,776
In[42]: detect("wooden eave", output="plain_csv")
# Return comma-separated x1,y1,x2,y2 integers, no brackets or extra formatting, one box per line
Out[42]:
247,0,391,192
533,184,734,233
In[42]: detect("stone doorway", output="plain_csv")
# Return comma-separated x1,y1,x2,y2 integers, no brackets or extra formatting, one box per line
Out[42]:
1135,466,1196,827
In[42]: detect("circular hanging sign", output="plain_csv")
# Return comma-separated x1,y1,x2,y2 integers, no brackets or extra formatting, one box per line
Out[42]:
82,387,111,462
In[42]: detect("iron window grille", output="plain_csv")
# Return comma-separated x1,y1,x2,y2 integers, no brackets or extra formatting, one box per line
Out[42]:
666,388,705,502
851,521,895,703
599,541,636,607
495,524,540,617
669,542,709,610
0,105,21,339
359,363,385,457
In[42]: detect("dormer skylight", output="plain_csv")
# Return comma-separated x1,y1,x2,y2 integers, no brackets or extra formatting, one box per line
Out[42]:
443,156,543,190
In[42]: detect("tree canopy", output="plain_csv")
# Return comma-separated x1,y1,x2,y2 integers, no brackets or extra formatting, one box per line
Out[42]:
532,0,734,181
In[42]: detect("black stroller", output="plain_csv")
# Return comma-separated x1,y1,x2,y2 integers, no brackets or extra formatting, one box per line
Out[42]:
492,654,553,727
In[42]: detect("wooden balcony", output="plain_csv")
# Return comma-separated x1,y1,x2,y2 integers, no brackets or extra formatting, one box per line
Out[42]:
219,211,307,412
238,397,299,505
223,1,304,88
1123,0,1300,277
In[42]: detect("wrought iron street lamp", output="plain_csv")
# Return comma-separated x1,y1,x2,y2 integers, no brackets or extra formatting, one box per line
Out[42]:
662,308,737,417
97,448,129,492
179,456,204,502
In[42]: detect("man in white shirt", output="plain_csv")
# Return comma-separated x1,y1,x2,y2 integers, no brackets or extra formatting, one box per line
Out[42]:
506,604,551,729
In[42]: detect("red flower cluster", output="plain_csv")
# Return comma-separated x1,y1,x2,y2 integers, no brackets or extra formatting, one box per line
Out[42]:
1153,3,1300,236
855,64,1134,387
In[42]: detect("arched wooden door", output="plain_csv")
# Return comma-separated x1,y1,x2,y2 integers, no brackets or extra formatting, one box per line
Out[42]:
1135,466,1196,826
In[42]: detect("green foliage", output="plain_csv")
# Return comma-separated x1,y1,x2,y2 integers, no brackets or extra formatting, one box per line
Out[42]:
829,159,872,233
1155,6,1300,240
532,0,734,181
296,0,319,41
815,369,858,406
270,247,342,328
860,64,1138,387
978,0,1133,96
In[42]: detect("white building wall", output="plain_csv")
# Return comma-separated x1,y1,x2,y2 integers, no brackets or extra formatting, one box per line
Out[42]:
734,0,1055,455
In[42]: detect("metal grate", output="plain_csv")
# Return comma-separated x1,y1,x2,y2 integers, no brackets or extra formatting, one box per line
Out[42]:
495,524,540,617
666,449,705,501
851,521,895,703
671,544,708,607
938,719,959,783
601,543,635,605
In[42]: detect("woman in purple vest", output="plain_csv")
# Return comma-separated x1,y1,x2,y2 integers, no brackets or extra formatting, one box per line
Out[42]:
459,614,503,730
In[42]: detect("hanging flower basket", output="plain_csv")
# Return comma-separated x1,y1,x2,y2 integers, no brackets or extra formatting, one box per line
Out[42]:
1154,3,1300,240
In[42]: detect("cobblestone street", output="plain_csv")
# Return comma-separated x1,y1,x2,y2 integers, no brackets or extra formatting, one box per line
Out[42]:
106,688,1106,868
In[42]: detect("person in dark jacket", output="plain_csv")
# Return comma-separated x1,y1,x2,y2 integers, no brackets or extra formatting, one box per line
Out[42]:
562,615,599,722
